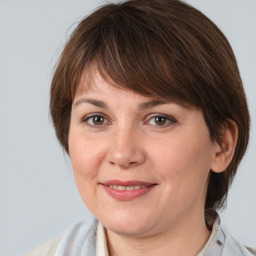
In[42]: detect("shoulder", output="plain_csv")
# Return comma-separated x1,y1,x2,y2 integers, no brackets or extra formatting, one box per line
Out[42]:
22,235,62,256
55,219,98,255
222,226,256,256
21,219,98,256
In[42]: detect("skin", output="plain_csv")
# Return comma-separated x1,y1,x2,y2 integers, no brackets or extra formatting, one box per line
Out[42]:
68,70,237,256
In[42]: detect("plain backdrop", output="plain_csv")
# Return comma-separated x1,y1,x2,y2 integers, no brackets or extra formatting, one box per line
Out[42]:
0,0,255,255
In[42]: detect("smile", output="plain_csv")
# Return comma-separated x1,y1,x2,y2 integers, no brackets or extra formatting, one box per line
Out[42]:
102,180,156,201
107,185,148,190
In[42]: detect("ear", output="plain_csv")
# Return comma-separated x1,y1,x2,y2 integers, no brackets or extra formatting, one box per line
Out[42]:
210,120,238,173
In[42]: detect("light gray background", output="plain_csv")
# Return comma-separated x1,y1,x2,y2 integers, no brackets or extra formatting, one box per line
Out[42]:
0,0,255,255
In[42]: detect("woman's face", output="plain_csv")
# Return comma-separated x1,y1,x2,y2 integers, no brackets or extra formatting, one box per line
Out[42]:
69,70,219,237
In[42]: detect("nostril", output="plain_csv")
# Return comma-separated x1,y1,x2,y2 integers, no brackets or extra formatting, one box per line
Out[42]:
106,145,145,168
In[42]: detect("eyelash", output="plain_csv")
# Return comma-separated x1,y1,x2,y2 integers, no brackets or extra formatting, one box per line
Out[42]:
81,113,110,127
81,113,177,128
146,114,177,127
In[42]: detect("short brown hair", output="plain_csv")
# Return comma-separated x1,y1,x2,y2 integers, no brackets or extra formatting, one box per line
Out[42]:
50,0,250,210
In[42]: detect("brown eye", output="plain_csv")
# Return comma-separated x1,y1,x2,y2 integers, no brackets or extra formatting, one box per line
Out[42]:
85,115,107,126
92,116,105,125
154,116,167,125
147,114,177,127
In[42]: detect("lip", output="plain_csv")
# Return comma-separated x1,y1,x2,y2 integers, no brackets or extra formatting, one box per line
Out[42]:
101,180,157,201
103,180,155,187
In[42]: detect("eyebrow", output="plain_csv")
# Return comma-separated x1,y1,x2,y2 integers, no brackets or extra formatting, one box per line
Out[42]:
74,98,168,109
74,99,107,108
138,99,168,109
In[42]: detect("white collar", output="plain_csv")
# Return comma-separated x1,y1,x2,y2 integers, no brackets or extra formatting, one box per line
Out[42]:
96,222,109,256
95,214,222,256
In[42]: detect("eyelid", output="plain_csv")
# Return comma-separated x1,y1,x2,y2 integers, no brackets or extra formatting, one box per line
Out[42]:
145,113,177,127
79,112,176,128
81,112,111,127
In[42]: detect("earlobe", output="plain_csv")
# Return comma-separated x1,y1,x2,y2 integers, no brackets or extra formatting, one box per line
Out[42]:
211,120,238,173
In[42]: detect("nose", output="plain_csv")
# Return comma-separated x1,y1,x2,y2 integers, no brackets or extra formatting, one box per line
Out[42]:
106,128,145,169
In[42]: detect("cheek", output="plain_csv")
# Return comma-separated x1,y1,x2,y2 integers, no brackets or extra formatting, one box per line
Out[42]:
68,131,106,184
68,132,108,211
150,135,212,216
151,132,212,188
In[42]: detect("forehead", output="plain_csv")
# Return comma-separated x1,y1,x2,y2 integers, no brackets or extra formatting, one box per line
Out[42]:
75,65,190,109
75,69,160,106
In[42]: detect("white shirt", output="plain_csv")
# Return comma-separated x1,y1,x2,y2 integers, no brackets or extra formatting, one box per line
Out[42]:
95,217,220,256
23,215,256,256
95,215,255,256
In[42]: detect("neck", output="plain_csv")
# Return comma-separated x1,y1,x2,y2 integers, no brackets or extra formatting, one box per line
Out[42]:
105,210,210,256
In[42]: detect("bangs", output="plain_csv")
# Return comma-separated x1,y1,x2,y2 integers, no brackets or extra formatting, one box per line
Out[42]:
72,2,205,106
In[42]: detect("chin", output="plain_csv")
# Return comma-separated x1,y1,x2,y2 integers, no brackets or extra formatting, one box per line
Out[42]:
100,213,157,237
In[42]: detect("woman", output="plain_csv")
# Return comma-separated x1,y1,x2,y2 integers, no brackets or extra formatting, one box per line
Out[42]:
24,0,255,255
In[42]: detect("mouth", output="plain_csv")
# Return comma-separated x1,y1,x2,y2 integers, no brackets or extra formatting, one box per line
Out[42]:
101,180,157,201
106,185,150,191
